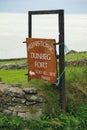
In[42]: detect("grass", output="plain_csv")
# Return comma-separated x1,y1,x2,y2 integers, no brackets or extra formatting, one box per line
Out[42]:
65,66,87,84
0,69,27,84
0,58,27,65
0,52,87,130
0,51,87,65
65,52,87,61
0,105,87,130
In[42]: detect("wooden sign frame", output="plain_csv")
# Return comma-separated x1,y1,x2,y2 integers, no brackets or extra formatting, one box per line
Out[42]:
28,10,66,111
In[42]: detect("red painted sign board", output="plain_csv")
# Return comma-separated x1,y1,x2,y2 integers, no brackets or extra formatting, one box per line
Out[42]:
26,38,57,84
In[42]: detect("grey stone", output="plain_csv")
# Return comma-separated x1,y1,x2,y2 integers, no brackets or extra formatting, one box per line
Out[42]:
0,83,47,120
25,94,38,102
7,87,24,97
26,101,37,106
0,84,9,93
18,112,26,119
13,105,28,113
3,109,12,114
2,95,11,103
12,97,26,104
17,63,27,69
18,106,42,120
13,111,18,116
8,106,14,111
0,82,4,84
11,83,22,87
25,108,42,120
23,87,37,94
30,95,38,101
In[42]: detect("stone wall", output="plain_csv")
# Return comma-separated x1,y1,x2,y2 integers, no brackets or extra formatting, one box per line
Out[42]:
65,59,87,66
0,63,27,70
0,59,87,70
0,82,47,120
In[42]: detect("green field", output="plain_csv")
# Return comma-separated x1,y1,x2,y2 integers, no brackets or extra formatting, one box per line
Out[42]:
0,58,27,65
0,52,87,130
65,51,87,61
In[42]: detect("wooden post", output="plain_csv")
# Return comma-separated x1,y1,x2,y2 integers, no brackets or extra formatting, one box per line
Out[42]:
28,11,32,37
59,10,66,111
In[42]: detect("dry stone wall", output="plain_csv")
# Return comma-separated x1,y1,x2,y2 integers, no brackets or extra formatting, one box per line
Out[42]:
0,63,27,70
0,82,47,120
0,59,87,70
65,59,87,66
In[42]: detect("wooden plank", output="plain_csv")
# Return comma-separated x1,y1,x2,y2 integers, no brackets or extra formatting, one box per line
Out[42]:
28,10,63,15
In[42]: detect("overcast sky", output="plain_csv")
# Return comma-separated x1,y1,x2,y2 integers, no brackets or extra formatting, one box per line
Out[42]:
0,0,87,59
0,0,87,14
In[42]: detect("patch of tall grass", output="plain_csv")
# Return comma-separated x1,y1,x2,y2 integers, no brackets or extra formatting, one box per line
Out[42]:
65,66,87,84
65,52,87,61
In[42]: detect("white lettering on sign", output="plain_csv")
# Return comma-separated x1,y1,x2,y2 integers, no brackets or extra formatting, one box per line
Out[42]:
49,72,56,77
30,52,51,60
28,41,54,53
43,71,48,76
36,70,42,74
41,75,50,81
35,61,48,69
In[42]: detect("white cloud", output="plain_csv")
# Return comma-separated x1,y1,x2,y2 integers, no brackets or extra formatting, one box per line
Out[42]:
0,13,87,59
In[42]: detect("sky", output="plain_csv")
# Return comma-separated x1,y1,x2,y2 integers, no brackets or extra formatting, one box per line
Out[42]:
0,0,87,59
0,0,87,14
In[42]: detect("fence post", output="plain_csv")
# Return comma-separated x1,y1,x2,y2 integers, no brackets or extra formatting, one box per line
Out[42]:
59,10,66,111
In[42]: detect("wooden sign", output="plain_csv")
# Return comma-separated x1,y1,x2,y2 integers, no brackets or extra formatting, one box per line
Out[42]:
26,38,57,84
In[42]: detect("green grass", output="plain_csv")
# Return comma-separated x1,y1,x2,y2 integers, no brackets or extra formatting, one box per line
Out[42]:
0,58,27,65
0,52,87,130
0,52,87,65
0,69,27,84
65,66,87,84
65,52,87,61
0,105,87,130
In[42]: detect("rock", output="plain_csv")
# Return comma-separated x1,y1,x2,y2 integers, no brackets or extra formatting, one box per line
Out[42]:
3,64,16,70
12,97,26,104
22,110,42,120
0,84,9,94
17,106,42,120
11,83,22,87
17,63,27,69
3,109,12,114
8,64,18,69
18,112,26,119
0,82,5,84
8,106,14,111
2,95,11,103
7,87,24,98
23,87,37,94
26,101,37,106
0,83,47,120
29,95,38,101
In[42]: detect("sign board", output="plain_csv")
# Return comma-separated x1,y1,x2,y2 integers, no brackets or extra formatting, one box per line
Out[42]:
26,38,57,84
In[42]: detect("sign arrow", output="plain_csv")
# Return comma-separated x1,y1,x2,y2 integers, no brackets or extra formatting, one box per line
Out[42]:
29,70,35,76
